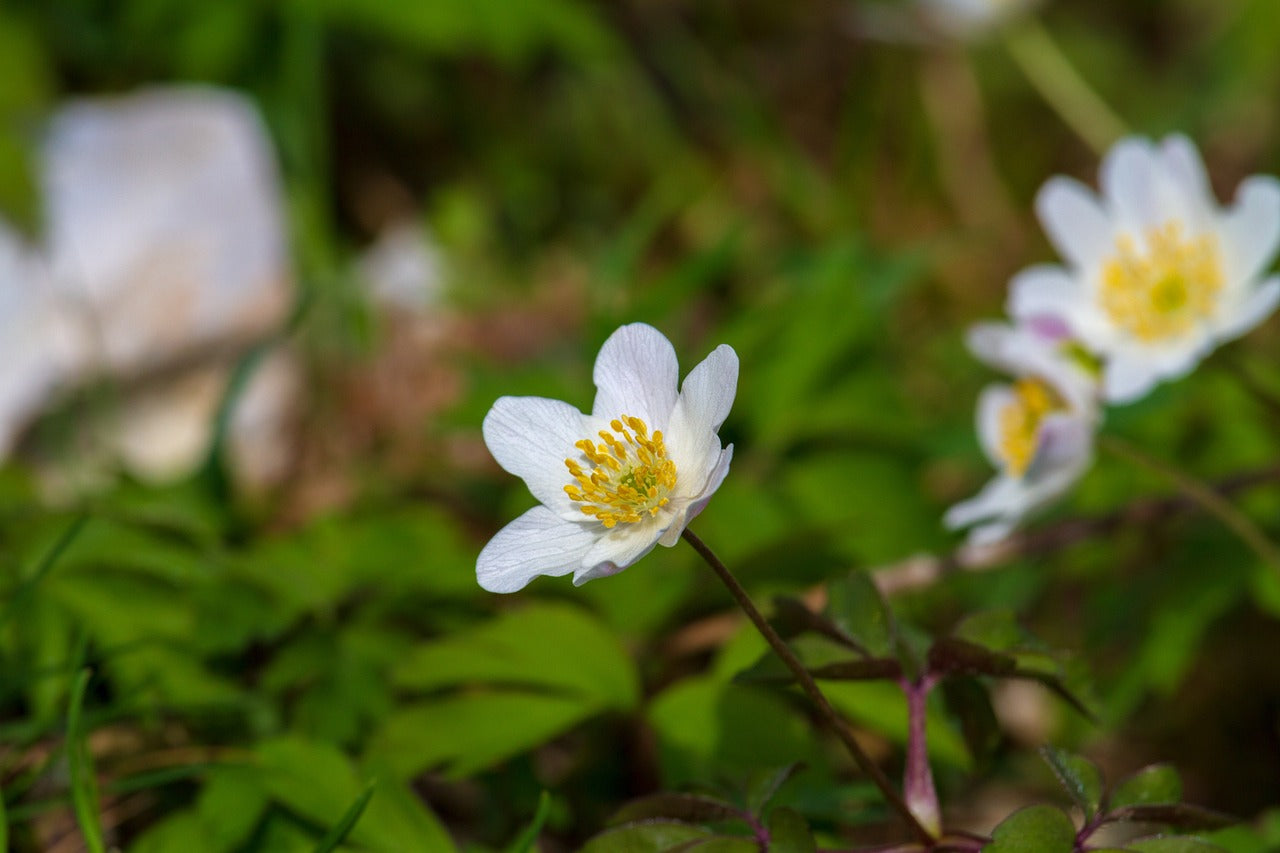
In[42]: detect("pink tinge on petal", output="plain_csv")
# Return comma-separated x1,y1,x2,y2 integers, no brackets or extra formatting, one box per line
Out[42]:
1024,314,1073,343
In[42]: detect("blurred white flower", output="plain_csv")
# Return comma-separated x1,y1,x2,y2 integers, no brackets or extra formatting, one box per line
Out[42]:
478,323,737,593
1010,134,1280,403
945,320,1098,545
918,0,1039,40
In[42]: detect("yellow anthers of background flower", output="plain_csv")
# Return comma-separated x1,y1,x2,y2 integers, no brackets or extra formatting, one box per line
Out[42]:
997,378,1063,477
564,415,677,528
1099,222,1224,343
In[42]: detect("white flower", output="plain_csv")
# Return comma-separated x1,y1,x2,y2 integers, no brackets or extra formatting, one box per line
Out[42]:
1010,134,1280,403
944,320,1099,545
478,323,738,593
917,0,1039,40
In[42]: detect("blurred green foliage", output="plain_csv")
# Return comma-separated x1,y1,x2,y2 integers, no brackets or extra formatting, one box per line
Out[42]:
2,0,1280,850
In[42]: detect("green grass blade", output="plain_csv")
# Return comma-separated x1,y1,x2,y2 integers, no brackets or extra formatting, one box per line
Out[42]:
505,791,552,853
312,780,376,853
66,667,105,853
0,514,88,629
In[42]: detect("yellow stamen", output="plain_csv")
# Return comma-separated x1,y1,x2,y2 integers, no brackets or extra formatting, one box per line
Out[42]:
998,379,1064,477
1099,221,1224,342
563,414,677,528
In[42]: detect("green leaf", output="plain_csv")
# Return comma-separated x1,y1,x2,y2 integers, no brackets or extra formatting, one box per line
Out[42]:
826,570,897,657
609,794,745,827
769,596,865,653
580,821,712,852
953,611,1026,652
673,840,759,852
312,781,376,853
768,808,816,853
1041,747,1103,818
746,762,805,814
66,668,105,853
1110,765,1182,809
1126,838,1228,853
1106,805,1234,832
983,805,1076,853
504,790,553,853
940,677,1000,766
392,603,639,709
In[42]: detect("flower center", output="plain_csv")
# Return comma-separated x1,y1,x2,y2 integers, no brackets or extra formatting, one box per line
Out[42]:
564,415,677,528
1099,222,1224,342
998,378,1064,477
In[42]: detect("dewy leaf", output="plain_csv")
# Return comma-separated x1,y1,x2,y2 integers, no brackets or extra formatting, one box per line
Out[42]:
1110,764,1183,809
984,804,1076,853
1126,838,1229,853
1041,747,1103,817
768,808,817,853
580,821,712,852
609,794,746,827
827,570,897,657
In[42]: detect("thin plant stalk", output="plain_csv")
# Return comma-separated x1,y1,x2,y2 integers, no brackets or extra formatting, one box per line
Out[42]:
1003,18,1127,156
1100,435,1280,577
681,529,935,845
901,677,941,838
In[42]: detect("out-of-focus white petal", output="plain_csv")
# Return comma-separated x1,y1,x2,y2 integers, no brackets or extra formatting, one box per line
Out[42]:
483,396,588,518
1221,176,1280,284
477,507,597,593
1215,276,1280,342
1101,354,1164,404
1100,137,1161,229
666,344,739,495
591,323,680,429
975,384,1014,470
1035,178,1113,270
1160,134,1215,214
1008,264,1086,323
943,474,1022,530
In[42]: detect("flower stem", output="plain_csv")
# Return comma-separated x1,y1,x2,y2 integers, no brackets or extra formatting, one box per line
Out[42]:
1002,18,1127,156
902,677,942,838
1100,435,1280,577
681,528,935,845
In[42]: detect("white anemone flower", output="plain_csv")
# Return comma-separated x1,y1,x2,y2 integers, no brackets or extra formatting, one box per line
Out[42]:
478,323,738,593
1010,134,1280,403
918,0,1039,40
945,319,1099,545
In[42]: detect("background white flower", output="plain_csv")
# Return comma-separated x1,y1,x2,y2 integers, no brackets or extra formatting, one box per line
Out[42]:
478,323,738,593
1010,134,1280,403
945,320,1098,545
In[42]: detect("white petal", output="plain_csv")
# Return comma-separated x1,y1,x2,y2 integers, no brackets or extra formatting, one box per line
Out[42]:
483,396,588,518
965,322,1014,371
1007,265,1087,325
666,344,739,496
943,474,1023,530
578,521,663,582
1215,275,1280,342
1100,137,1162,229
1159,135,1215,212
1028,413,1094,478
1035,178,1114,270
976,384,1015,470
591,323,680,428
1221,176,1280,284
1101,354,1164,404
476,507,598,593
659,444,734,547
966,519,1016,547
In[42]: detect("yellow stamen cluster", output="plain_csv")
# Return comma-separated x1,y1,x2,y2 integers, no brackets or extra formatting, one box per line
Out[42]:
998,378,1064,477
564,415,677,528
1099,221,1224,342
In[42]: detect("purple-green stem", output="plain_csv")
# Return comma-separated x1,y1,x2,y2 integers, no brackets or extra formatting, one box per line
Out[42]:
682,528,936,846
902,675,942,838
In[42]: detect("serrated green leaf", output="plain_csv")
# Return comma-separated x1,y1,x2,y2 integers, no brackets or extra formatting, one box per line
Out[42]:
1111,765,1182,809
580,821,711,852
983,804,1076,853
1041,747,1103,817
768,808,816,853
1106,804,1234,832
